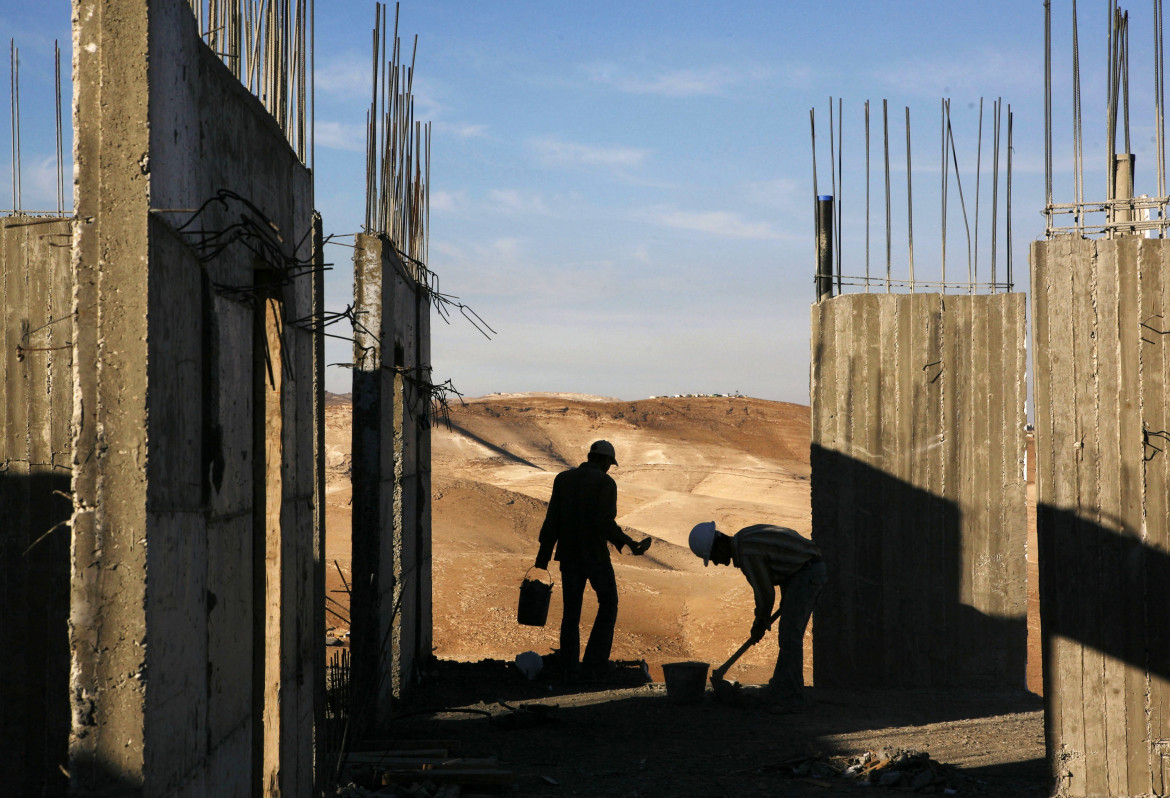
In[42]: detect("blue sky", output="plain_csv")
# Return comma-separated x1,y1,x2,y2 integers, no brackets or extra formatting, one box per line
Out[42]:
2,1,1158,403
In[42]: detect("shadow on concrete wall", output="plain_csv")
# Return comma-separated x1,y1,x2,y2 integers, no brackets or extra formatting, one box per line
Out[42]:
0,471,72,797
811,447,1027,690
1037,502,1170,684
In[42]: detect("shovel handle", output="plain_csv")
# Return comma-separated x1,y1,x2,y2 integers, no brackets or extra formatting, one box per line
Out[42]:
711,605,784,681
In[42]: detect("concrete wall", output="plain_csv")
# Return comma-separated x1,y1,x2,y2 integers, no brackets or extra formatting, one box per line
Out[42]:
1031,237,1170,797
0,217,73,796
810,292,1028,688
351,234,432,727
70,1,322,795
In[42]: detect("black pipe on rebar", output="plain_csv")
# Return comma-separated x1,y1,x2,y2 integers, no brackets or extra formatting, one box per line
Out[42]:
816,195,834,302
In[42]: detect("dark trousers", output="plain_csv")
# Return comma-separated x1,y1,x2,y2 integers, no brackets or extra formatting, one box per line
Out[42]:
770,560,827,696
558,559,619,667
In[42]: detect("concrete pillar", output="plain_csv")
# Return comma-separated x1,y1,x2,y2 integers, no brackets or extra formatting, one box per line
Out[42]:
70,0,321,794
810,292,1028,688
351,234,432,727
1,217,74,796
1031,237,1170,797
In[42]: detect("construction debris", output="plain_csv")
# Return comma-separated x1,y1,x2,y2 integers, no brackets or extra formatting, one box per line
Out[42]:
336,744,515,796
774,749,965,793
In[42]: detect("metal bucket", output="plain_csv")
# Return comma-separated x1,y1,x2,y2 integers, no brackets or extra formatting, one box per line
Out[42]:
662,661,709,703
517,568,553,627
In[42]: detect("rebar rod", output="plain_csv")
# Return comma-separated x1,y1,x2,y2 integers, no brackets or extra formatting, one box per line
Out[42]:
810,108,818,197
55,40,63,215
941,99,948,289
1073,0,1084,234
865,100,870,292
1045,0,1054,233
828,96,837,286
10,40,20,214
1109,1,1117,213
1158,0,1167,201
883,99,891,293
905,105,914,291
1007,105,1013,290
974,97,983,284
944,102,974,292
1123,11,1131,153
991,98,1001,291
836,96,842,293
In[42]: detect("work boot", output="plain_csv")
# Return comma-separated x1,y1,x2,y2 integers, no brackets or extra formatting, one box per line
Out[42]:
764,685,809,712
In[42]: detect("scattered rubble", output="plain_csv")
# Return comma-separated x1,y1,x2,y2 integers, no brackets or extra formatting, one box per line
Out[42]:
774,749,966,793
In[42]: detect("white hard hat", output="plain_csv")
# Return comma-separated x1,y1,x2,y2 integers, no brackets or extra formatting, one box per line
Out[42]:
689,521,717,566
589,439,618,466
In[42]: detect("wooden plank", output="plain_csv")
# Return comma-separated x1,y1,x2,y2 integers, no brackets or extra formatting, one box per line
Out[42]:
380,769,515,786
349,756,496,767
263,294,287,797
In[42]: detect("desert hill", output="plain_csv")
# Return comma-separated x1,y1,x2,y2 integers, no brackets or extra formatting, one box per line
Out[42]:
326,392,814,684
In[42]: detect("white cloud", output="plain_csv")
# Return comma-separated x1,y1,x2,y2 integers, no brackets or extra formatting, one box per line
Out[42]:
643,207,784,240
315,53,371,101
487,189,550,216
876,48,1041,98
315,120,367,152
529,136,649,169
430,189,467,213
585,62,772,97
435,121,488,138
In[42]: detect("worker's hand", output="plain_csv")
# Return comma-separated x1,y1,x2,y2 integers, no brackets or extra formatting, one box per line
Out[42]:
749,619,768,644
534,556,550,571
630,537,652,556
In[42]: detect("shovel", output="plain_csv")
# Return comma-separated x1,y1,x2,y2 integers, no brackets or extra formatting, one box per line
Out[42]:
710,606,784,702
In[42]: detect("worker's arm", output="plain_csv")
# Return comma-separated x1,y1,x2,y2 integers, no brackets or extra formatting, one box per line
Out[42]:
740,554,777,642
535,476,563,569
595,474,637,552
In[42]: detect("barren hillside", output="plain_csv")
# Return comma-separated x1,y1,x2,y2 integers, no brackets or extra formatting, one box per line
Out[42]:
326,393,815,684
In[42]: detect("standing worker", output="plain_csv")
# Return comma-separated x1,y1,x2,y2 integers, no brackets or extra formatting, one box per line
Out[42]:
534,440,652,679
688,522,826,706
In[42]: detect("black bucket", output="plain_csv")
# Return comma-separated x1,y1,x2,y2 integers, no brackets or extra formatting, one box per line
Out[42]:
517,568,554,627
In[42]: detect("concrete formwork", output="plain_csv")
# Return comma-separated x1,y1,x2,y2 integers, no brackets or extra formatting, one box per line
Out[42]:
0,217,73,796
1031,237,1170,797
810,292,1028,689
351,234,433,727
70,0,323,795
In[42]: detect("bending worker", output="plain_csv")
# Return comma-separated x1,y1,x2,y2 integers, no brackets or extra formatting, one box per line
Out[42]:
534,440,652,678
688,521,826,705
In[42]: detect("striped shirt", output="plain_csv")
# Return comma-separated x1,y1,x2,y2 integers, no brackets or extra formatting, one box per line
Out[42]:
731,524,822,618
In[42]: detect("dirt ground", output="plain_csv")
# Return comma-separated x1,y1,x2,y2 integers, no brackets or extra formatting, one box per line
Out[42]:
325,393,1049,796
343,659,1046,797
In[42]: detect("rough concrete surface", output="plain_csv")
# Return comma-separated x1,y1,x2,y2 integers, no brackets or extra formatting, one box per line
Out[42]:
810,292,1028,690
1032,237,1170,797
